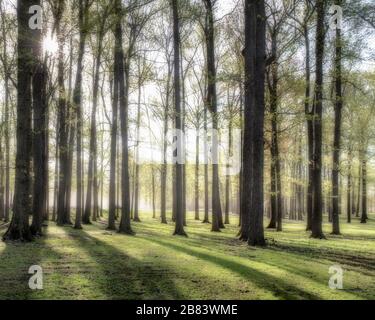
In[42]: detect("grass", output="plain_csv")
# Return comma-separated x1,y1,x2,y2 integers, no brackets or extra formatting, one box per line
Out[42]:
0,212,374,300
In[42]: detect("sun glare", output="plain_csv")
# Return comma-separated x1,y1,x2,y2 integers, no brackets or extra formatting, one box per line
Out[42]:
43,37,58,54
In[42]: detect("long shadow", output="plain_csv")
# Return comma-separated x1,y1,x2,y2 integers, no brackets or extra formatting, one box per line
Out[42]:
268,243,375,274
70,229,183,300
148,228,373,300
140,237,321,300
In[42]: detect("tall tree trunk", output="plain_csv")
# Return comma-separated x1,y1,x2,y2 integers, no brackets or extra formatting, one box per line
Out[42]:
267,32,282,231
240,0,266,247
84,25,105,224
311,0,326,239
152,167,156,219
55,0,70,226
361,153,368,224
203,107,210,224
160,63,171,225
31,57,47,236
74,0,89,229
268,155,277,228
172,0,186,236
0,137,4,221
133,64,142,223
195,127,200,221
303,25,313,231
160,108,168,224
249,0,266,246
117,0,133,235
3,78,10,223
225,112,233,225
3,0,38,241
108,51,119,231
347,147,352,223
0,4,11,222
331,1,343,235
204,0,223,232
356,162,361,217
240,0,256,241
180,50,187,227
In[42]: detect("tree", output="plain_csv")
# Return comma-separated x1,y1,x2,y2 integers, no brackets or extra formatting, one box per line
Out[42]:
311,0,326,239
0,2,15,223
116,0,133,235
30,9,47,236
84,2,111,224
172,0,187,237
203,0,223,232
3,0,40,241
331,0,343,235
240,0,266,246
74,0,91,229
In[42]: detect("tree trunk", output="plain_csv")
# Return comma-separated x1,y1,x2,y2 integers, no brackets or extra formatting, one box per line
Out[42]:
361,154,368,224
3,0,38,241
268,156,277,229
31,57,48,236
172,0,187,236
225,110,233,225
117,0,133,235
55,0,70,226
0,138,4,221
195,128,200,221
331,2,343,235
241,0,266,247
84,25,105,224
108,50,119,231
248,0,266,246
152,167,156,219
347,148,352,223
74,0,89,229
240,0,256,241
303,25,313,231
311,0,326,239
133,64,142,223
204,0,223,232
203,107,210,224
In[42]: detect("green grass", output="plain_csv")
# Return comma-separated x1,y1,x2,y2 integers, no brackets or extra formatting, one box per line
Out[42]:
0,213,374,300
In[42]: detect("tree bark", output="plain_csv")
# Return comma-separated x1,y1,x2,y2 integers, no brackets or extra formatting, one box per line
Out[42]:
311,0,326,239
84,21,106,224
331,1,343,235
108,50,119,231
361,153,368,224
74,0,89,229
195,128,200,221
240,0,266,247
203,0,223,232
116,0,133,235
31,58,47,236
172,0,187,236
3,0,39,241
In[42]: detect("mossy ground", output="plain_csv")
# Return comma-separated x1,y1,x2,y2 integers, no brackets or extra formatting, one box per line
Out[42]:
0,213,374,300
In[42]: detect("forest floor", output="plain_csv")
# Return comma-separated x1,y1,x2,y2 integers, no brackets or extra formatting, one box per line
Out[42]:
0,213,374,300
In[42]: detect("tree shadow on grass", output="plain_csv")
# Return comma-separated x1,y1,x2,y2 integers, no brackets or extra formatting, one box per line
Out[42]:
268,243,375,274
140,237,321,300
70,229,184,300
